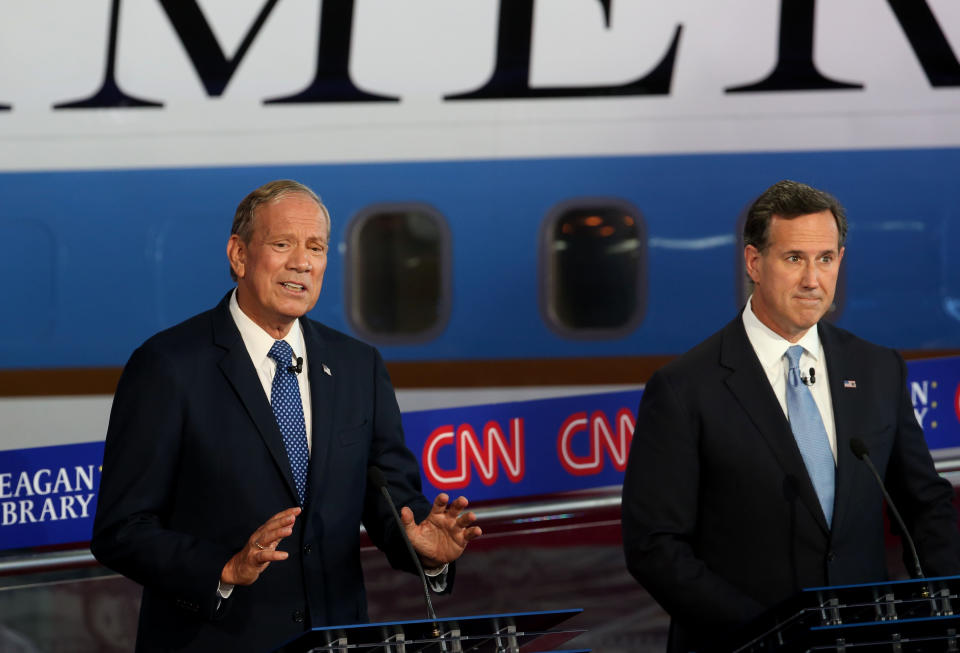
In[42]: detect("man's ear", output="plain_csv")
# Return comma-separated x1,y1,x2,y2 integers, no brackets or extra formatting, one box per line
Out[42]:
744,244,762,284
227,235,245,279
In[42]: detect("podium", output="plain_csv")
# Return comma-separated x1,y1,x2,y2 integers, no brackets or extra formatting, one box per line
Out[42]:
271,609,589,652
726,575,960,652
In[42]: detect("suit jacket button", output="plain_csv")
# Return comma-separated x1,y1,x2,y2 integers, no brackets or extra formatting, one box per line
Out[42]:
303,544,312,555
827,551,837,563
292,609,304,623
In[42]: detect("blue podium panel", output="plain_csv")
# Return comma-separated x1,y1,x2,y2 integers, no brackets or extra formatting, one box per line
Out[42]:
271,609,586,653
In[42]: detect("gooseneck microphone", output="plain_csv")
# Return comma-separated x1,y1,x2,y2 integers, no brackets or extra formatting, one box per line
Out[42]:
287,357,303,374
850,438,924,578
367,466,443,640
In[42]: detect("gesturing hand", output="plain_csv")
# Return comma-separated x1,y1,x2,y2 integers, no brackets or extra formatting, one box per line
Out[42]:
221,507,301,586
402,494,481,569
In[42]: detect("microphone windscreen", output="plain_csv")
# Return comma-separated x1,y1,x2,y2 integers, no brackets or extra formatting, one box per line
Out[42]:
850,437,869,460
367,466,387,490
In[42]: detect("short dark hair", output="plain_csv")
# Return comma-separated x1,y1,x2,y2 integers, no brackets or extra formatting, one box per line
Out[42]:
743,180,847,252
228,180,330,281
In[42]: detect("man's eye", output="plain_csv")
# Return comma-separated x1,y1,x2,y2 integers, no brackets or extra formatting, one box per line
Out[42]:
787,255,800,263
820,255,833,263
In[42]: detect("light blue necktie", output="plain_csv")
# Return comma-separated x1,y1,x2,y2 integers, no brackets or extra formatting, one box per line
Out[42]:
785,345,835,526
268,340,310,505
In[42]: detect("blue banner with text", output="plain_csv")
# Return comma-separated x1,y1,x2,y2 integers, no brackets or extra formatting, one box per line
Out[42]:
0,442,102,550
3,356,960,550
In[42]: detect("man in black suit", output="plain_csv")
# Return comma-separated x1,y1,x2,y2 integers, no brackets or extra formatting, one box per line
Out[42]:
92,180,481,652
621,180,960,652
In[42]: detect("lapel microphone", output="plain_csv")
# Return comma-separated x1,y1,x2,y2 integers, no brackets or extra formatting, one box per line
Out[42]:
801,367,816,386
287,357,303,374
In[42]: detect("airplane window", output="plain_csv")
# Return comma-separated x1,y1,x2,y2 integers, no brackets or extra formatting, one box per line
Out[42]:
541,199,647,337
345,204,450,343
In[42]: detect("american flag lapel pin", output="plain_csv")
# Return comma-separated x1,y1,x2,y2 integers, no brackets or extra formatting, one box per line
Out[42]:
843,379,857,389
322,364,332,376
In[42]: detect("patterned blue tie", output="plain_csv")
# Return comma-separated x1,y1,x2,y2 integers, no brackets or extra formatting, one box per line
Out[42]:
785,345,835,526
268,340,309,505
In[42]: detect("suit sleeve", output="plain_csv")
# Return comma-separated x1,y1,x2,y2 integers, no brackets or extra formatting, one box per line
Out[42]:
359,349,455,591
622,369,764,630
885,350,960,576
91,343,234,620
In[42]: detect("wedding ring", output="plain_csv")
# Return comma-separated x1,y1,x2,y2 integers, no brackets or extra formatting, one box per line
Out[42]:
254,541,265,550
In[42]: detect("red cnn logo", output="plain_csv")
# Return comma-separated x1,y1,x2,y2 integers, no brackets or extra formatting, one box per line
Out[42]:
955,382,960,424
557,409,635,476
422,419,525,490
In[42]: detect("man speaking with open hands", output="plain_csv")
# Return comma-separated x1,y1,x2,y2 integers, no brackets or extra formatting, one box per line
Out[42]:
92,180,481,652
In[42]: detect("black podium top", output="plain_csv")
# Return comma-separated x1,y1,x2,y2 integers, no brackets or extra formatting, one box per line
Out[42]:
726,574,960,653
272,608,587,652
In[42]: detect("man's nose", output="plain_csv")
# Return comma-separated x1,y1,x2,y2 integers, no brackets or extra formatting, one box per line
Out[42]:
801,262,818,287
288,245,311,272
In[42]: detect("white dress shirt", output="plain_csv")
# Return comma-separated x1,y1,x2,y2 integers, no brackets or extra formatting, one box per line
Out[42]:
229,289,313,453
742,296,838,461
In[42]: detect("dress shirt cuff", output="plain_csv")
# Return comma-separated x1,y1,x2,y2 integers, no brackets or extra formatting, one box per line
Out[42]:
217,581,235,600
424,563,448,592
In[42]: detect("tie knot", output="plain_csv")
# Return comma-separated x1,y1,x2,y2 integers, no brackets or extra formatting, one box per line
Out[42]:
268,340,294,366
785,345,805,368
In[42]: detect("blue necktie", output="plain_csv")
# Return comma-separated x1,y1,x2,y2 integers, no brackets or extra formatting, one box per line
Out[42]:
785,345,835,526
268,340,309,505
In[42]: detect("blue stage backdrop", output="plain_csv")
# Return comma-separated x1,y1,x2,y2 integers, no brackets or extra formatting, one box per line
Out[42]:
2,357,959,551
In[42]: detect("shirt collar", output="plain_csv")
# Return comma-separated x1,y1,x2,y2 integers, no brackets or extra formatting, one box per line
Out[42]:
742,295,822,373
229,289,306,365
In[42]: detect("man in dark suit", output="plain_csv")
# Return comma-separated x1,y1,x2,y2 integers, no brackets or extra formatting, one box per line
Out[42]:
92,180,481,652
621,180,960,652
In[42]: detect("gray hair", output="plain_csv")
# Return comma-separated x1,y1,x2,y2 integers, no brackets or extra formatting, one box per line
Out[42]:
229,179,330,281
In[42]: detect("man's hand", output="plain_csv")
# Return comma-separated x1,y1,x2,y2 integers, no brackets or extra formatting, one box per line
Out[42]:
221,507,301,586
401,494,481,569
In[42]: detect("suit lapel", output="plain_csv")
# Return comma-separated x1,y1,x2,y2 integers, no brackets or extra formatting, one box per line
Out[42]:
819,321,855,533
301,318,335,510
720,317,831,534
212,294,300,505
